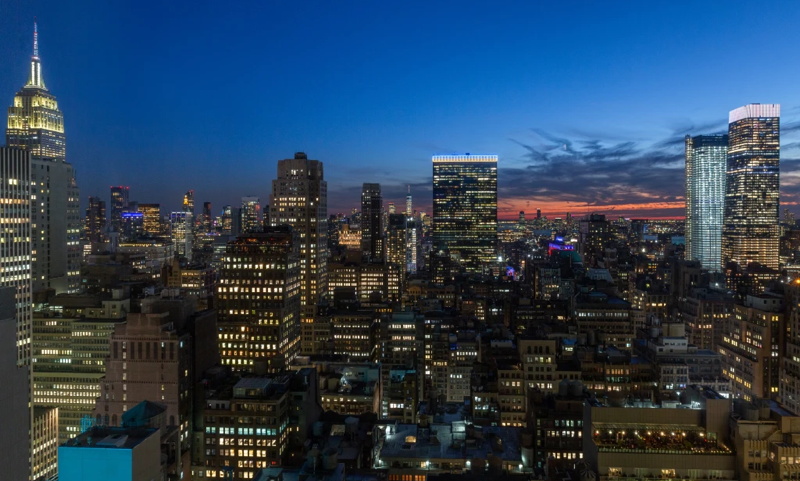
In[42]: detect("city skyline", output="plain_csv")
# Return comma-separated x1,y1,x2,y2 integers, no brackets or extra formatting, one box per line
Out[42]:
3,2,800,218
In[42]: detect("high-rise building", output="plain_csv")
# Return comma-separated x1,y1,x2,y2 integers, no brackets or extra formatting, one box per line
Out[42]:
138,203,162,236
85,196,107,245
6,23,64,159
269,152,327,324
110,186,129,235
0,147,33,365
0,286,30,481
685,134,728,272
405,186,418,273
220,205,233,235
7,24,80,295
201,201,213,234
170,211,192,259
216,228,301,373
32,296,128,443
722,104,780,271
361,183,383,262
432,154,498,273
387,213,408,269
240,196,262,233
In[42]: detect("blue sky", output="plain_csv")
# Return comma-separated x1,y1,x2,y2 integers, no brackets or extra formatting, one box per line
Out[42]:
2,1,800,218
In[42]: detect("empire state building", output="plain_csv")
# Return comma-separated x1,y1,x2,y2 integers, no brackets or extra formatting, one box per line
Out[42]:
6,23,80,294
7,22,65,160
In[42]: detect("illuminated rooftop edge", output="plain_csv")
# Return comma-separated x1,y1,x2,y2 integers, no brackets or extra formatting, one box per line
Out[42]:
432,154,498,163
729,104,780,123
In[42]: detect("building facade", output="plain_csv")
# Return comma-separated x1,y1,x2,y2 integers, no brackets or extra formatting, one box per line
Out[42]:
269,152,327,325
722,104,780,271
685,134,728,272
432,154,498,273
216,229,301,373
361,183,383,262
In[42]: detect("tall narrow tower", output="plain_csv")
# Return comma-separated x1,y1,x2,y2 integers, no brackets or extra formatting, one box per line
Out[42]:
432,154,498,273
361,183,383,262
7,22,80,294
685,134,728,272
269,153,327,324
722,104,780,271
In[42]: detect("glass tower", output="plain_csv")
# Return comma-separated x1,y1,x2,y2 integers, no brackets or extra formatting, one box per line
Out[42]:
685,134,728,272
432,154,498,273
722,104,780,270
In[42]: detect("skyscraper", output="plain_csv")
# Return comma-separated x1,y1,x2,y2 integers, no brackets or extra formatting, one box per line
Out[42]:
7,23,80,294
269,152,327,324
240,196,262,233
387,213,408,269
84,196,106,245
685,134,728,272
361,183,383,262
138,203,162,236
110,186,129,235
0,148,32,479
6,23,64,159
432,154,498,273
216,228,301,373
722,104,780,271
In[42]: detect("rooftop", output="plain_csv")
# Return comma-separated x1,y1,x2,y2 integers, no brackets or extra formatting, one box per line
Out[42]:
378,422,522,462
62,426,158,450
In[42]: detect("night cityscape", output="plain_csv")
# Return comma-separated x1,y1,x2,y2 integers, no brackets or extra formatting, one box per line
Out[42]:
4,1,800,480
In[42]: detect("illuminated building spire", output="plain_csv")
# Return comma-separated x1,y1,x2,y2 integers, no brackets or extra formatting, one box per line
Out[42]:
27,20,46,89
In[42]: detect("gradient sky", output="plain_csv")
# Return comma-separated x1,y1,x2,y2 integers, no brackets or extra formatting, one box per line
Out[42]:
2,1,800,219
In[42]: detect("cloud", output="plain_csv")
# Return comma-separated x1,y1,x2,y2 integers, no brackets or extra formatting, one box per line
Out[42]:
503,128,686,217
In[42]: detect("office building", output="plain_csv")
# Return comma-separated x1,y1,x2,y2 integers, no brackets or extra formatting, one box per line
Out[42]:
138,203,162,236
85,196,107,245
432,154,497,273
110,186,129,235
386,213,407,270
93,311,192,476
361,183,383,262
196,369,321,479
269,152,327,324
0,286,30,480
170,211,192,259
216,228,301,373
240,196,262,233
718,293,783,401
722,104,781,271
685,134,728,272
201,201,213,234
31,406,58,481
0,148,32,364
32,294,129,442
220,205,233,235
